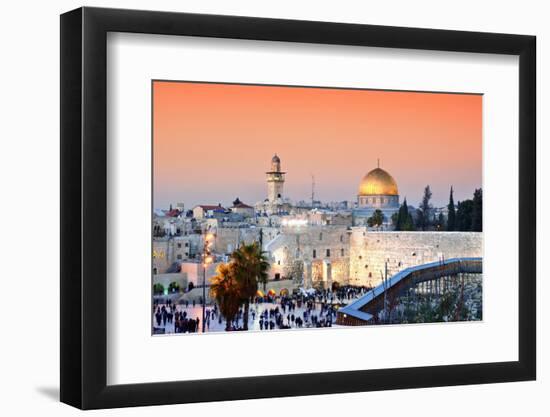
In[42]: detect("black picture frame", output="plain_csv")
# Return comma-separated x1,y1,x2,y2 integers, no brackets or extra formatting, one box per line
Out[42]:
60,6,536,410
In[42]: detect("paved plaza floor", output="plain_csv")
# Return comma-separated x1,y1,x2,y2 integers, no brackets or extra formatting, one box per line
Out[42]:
153,293,366,334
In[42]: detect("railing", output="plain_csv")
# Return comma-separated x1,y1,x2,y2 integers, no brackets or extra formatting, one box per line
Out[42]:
336,257,482,325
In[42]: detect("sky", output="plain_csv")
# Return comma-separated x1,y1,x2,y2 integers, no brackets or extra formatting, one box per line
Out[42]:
153,81,482,210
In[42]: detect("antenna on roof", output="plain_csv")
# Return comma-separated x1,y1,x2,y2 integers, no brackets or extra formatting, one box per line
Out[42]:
311,174,315,208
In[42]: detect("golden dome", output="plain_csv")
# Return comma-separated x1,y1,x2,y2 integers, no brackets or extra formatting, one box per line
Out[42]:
358,168,398,196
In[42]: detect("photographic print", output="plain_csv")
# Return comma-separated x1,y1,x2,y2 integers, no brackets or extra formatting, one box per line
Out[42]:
152,81,483,335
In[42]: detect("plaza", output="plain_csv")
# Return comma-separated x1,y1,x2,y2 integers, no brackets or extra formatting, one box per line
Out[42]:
153,286,370,334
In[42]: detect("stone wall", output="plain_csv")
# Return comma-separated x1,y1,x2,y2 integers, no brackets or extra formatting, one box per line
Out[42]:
212,227,262,254
158,225,482,290
153,273,188,292
152,235,201,273
349,229,483,287
152,239,172,274
180,261,222,287
263,225,351,283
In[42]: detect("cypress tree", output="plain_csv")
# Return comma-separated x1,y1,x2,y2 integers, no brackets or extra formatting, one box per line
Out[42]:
417,185,433,231
395,198,414,231
471,188,483,232
447,186,456,231
396,198,404,230
404,204,415,231
437,212,445,231
391,212,399,228
456,199,473,231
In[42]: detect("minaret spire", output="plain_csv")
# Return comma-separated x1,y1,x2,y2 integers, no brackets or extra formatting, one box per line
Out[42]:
266,154,285,202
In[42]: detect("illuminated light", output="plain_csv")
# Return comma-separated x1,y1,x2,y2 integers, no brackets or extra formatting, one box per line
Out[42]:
281,219,308,227
205,233,215,241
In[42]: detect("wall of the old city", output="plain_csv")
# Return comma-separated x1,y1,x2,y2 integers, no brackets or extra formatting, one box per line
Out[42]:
265,225,351,283
213,227,262,254
349,229,483,287
180,261,222,287
153,273,188,292
152,239,172,274
152,235,202,273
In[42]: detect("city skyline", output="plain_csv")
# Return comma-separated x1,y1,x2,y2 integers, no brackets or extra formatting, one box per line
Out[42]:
153,81,482,210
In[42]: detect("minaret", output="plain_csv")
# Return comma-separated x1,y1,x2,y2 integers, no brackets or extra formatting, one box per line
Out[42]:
266,154,285,202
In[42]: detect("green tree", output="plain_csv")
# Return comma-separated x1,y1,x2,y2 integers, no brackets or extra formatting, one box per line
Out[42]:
153,283,164,295
456,199,474,231
416,185,433,231
471,188,483,232
209,263,242,331
168,281,180,293
367,209,385,227
391,211,399,228
447,186,456,231
231,242,270,330
394,198,415,231
436,212,445,231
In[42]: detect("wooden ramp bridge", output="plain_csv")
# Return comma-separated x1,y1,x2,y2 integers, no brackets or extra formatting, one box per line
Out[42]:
336,257,482,326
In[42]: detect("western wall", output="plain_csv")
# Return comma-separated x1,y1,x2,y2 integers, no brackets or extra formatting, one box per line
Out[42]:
348,229,483,287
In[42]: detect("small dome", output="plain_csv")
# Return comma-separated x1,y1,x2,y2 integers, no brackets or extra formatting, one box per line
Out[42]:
358,168,398,196
272,154,280,163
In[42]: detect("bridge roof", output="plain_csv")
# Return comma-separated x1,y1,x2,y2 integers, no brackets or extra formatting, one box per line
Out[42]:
338,257,482,322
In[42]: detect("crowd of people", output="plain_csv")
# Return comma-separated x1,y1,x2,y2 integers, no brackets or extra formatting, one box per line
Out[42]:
153,285,372,334
153,299,225,334
332,285,371,302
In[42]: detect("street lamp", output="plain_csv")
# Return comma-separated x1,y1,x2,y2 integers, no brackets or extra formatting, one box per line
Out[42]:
202,232,215,333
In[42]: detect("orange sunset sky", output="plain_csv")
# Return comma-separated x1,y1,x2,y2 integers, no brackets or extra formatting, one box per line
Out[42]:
153,81,482,210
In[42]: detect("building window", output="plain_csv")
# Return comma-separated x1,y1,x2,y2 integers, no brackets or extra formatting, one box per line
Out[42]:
313,249,317,259
176,254,182,260
319,233,323,241
326,249,330,257
341,248,345,256
177,243,182,248
185,242,189,247
340,235,343,242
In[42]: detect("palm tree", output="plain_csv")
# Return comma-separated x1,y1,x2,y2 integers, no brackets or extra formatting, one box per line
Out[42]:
209,263,241,331
231,242,270,330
